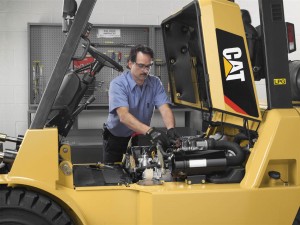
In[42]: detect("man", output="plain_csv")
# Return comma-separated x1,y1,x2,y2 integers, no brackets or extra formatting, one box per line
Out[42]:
103,44,179,163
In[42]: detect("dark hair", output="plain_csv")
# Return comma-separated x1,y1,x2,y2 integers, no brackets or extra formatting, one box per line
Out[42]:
128,44,154,63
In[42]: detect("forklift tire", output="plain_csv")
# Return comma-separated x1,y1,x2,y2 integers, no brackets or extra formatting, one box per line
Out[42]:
0,188,74,225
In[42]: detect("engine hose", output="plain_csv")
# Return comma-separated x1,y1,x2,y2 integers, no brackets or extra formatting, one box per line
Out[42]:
156,144,169,158
233,132,248,145
207,139,245,166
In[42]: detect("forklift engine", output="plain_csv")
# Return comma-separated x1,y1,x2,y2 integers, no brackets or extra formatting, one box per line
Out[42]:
123,134,247,184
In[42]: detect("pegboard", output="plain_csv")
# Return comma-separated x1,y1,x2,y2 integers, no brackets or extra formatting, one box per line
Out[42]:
29,25,65,104
153,27,169,95
29,24,168,107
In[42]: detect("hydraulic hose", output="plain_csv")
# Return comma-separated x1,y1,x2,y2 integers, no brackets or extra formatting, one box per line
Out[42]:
233,133,248,145
207,139,245,166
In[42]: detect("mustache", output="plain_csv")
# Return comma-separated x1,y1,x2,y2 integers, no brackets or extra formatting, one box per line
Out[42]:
141,71,150,76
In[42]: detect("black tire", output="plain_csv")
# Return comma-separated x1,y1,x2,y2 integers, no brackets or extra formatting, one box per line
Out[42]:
0,188,74,225
289,60,300,101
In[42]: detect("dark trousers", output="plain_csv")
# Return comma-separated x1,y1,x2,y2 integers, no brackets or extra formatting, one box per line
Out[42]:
102,126,131,163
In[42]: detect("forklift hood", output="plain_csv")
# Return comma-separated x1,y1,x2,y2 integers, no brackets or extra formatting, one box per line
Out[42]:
161,0,262,122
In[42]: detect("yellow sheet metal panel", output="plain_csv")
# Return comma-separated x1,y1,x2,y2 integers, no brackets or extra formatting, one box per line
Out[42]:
199,0,224,110
148,186,299,225
199,0,261,121
137,192,153,225
54,182,300,225
8,128,59,189
242,109,300,188
66,188,139,225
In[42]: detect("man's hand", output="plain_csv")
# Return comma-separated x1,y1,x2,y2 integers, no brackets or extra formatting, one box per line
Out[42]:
146,127,170,148
166,128,180,140
167,128,181,147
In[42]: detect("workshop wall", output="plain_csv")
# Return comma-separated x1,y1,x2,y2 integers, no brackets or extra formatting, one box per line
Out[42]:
0,0,299,143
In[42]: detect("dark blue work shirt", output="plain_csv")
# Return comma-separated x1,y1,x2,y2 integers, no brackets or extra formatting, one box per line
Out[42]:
106,70,171,137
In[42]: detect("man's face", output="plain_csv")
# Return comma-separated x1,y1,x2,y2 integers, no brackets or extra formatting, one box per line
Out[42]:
129,52,153,85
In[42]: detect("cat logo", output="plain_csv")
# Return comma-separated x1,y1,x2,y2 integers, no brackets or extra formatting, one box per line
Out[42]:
216,29,260,119
223,47,245,82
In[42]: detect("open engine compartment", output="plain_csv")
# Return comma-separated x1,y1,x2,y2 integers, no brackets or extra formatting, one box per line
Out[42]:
73,131,252,187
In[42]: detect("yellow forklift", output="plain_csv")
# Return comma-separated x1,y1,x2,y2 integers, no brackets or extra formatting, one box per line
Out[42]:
1,0,300,224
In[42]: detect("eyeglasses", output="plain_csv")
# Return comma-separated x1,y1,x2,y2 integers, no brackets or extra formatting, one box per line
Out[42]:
134,62,153,71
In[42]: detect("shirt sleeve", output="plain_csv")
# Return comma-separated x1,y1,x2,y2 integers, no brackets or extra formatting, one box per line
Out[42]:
108,78,129,113
152,77,171,107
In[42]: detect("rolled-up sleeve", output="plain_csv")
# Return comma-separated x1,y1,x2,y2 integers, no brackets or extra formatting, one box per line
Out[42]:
153,78,171,107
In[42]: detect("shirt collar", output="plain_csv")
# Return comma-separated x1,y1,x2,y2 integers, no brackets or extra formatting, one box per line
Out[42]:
126,71,153,91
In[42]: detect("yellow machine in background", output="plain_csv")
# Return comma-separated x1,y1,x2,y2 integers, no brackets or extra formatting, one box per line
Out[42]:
1,0,300,224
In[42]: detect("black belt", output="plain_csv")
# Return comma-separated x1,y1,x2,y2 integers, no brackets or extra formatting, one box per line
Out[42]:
103,124,131,141
109,131,131,141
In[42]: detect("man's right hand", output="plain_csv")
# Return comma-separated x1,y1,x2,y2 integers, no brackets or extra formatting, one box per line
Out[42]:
146,127,170,148
166,128,180,140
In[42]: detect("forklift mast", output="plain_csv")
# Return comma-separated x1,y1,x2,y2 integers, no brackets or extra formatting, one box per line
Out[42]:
258,0,293,109
30,0,96,129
